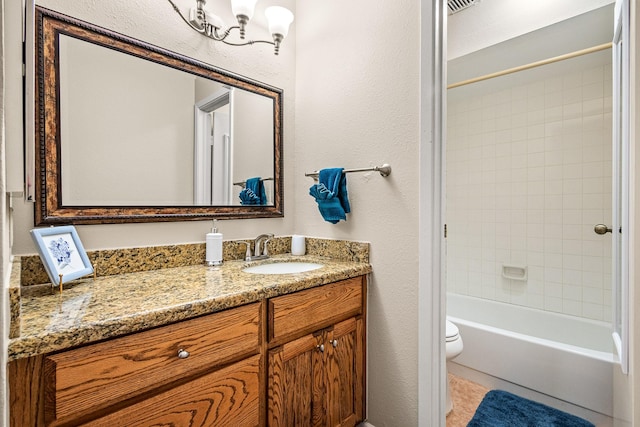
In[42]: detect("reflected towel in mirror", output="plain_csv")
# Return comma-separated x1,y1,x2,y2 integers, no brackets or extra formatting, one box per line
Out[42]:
240,177,267,205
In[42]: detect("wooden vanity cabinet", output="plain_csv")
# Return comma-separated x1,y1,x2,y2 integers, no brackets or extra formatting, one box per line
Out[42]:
9,275,367,427
9,302,262,427
266,276,366,427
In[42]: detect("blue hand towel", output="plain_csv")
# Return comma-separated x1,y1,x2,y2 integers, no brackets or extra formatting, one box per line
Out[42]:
239,177,267,205
309,168,351,223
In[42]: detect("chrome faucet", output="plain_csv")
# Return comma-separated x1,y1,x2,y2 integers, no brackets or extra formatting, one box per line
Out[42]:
243,233,274,261
254,233,274,257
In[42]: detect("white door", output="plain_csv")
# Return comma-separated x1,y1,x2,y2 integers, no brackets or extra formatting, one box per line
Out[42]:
611,0,630,376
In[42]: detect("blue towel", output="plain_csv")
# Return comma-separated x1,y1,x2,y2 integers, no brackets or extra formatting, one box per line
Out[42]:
239,177,267,205
309,168,351,223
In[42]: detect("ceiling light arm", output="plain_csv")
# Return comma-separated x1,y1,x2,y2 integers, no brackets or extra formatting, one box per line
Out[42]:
166,0,292,56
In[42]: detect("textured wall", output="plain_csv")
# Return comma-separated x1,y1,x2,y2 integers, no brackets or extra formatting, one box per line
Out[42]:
294,0,421,425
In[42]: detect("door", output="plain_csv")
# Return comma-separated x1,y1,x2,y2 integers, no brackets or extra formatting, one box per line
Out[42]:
268,332,325,426
325,317,364,427
611,0,630,375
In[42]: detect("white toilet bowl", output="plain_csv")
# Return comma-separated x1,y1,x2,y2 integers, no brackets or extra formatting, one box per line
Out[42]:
445,319,463,415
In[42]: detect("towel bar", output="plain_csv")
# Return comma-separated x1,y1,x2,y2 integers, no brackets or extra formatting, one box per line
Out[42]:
305,164,391,180
233,177,274,187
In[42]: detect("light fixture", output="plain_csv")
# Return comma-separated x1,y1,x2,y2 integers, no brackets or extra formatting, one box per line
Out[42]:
167,0,294,55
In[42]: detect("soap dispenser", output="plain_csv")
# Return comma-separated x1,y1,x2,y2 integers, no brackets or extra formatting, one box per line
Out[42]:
206,220,223,266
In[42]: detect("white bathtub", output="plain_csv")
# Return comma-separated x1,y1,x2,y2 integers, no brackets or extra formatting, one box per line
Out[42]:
447,293,616,417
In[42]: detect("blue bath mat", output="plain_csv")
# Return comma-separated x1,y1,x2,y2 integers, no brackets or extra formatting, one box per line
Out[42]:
467,390,595,427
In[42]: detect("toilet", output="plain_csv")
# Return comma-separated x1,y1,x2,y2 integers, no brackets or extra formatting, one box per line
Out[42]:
445,319,464,415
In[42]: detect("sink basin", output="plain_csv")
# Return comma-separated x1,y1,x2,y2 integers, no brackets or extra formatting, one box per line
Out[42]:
243,262,324,275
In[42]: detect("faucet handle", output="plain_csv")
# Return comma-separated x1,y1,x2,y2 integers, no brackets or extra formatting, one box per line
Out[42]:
263,238,272,257
239,241,252,261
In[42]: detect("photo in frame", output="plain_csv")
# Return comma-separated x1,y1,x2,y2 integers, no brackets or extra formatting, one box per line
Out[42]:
30,226,93,286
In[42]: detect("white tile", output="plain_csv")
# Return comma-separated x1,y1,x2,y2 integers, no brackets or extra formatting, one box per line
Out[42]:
528,109,545,125
528,167,544,181
563,179,583,195
562,239,583,256
562,103,582,120
562,300,582,316
583,81,604,100
562,283,582,301
583,99,604,116
544,77,563,93
545,106,563,122
544,267,563,283
544,296,563,313
582,65,604,84
544,283,563,299
563,87,583,104
582,303,604,321
583,162,604,178
545,121,563,137
563,194,582,210
562,268,582,287
583,287,604,305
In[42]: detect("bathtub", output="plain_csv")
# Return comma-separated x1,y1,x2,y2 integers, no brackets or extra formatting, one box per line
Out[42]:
447,293,616,417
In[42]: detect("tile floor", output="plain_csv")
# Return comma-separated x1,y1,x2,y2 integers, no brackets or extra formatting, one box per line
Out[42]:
446,374,489,427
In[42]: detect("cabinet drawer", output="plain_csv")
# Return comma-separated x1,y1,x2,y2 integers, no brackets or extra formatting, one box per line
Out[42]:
268,276,363,342
44,302,260,424
82,355,261,427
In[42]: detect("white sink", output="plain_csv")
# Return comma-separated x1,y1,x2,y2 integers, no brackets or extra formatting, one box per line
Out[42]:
243,262,324,275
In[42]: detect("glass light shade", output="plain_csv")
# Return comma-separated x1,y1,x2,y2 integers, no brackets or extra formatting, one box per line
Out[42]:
231,0,258,19
264,6,294,38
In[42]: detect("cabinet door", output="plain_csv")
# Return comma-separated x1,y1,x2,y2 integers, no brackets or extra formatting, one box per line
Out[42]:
326,317,364,427
82,355,260,427
268,332,325,427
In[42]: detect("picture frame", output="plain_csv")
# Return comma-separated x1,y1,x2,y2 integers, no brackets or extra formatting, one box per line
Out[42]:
30,225,93,286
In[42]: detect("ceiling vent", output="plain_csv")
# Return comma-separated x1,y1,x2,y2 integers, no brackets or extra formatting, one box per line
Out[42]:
447,0,480,15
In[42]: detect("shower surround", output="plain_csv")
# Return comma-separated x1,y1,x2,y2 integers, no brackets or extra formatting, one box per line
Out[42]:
446,53,613,322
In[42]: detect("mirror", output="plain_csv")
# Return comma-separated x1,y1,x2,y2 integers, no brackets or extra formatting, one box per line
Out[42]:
34,6,283,225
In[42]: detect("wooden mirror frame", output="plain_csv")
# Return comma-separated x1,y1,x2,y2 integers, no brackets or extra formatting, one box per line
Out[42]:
34,6,283,225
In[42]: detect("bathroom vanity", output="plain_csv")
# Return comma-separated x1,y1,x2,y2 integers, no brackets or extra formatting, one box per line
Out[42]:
8,246,370,427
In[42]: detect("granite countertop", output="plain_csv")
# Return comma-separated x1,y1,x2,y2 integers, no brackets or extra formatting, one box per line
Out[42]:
8,254,371,361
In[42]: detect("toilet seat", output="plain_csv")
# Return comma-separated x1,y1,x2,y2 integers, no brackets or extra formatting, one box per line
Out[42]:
446,320,459,342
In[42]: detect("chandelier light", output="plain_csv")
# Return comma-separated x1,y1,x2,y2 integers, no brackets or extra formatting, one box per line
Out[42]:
167,0,294,55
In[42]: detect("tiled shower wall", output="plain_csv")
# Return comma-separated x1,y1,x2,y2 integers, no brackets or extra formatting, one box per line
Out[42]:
446,58,613,321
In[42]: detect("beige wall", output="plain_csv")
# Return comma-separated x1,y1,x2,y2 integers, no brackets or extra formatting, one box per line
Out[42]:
295,1,421,424
7,1,426,425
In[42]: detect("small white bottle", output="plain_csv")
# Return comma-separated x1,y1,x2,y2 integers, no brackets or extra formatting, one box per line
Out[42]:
206,220,223,266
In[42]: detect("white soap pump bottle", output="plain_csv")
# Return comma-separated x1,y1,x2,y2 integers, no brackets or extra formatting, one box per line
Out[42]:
206,219,223,266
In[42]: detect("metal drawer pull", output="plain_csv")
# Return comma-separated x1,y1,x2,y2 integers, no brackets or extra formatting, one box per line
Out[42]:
177,349,190,359
317,344,324,353
331,339,338,348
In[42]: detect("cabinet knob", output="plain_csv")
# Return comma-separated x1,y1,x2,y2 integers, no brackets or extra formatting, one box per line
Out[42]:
177,349,190,359
317,344,325,353
331,339,338,348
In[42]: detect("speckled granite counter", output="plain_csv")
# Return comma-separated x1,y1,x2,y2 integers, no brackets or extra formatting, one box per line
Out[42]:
8,253,371,361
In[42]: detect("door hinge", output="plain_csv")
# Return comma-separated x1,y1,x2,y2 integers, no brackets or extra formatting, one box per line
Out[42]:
444,224,447,238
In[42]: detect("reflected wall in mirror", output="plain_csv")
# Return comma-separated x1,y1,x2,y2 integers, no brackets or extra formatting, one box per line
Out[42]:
35,6,283,225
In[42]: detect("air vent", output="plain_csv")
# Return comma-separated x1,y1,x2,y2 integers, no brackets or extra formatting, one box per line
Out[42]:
448,0,480,14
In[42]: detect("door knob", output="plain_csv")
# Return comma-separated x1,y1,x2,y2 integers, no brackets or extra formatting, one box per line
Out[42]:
177,349,190,359
317,344,324,353
594,224,612,235
331,339,338,348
